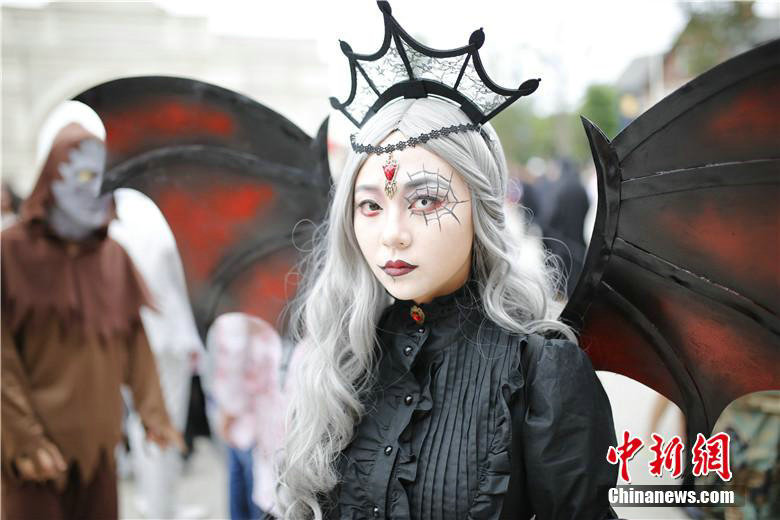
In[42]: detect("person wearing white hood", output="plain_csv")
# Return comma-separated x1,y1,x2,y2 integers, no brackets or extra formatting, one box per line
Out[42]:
109,186,207,519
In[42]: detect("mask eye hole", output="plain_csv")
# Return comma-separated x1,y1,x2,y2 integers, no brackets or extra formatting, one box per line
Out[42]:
77,170,96,183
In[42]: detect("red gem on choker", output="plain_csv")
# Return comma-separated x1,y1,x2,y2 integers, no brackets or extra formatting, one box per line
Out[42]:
410,305,425,324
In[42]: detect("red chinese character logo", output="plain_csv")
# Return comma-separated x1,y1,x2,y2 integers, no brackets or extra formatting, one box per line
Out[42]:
692,432,732,481
648,433,685,479
606,430,643,482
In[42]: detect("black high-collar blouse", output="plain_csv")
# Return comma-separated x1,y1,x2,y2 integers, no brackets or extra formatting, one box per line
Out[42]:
328,281,618,519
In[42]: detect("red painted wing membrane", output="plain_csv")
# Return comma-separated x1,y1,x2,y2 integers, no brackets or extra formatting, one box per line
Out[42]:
562,39,780,476
75,76,331,339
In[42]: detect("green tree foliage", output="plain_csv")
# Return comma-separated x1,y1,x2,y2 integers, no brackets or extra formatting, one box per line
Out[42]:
492,2,770,169
491,104,554,166
569,84,620,163
579,84,619,140
674,1,761,76
493,85,619,168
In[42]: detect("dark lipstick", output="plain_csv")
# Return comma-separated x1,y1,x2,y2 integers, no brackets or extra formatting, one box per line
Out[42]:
381,260,418,277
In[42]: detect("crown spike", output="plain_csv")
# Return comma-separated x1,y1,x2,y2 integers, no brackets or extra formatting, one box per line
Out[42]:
469,28,485,48
377,0,392,15
518,78,541,94
339,40,353,54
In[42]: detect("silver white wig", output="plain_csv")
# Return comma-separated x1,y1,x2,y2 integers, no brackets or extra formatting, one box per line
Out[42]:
276,97,574,519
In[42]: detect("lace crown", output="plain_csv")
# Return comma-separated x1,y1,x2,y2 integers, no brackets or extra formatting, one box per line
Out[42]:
330,1,540,128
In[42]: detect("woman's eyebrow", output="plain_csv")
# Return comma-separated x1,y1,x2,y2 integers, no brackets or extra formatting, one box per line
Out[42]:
354,184,381,193
401,169,454,197
401,178,433,191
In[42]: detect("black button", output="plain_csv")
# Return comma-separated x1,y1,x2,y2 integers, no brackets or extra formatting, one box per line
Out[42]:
384,445,393,455
404,394,413,405
417,327,425,334
403,346,413,356
372,506,380,517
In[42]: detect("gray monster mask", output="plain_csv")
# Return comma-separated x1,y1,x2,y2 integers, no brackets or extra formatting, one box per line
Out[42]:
48,138,111,241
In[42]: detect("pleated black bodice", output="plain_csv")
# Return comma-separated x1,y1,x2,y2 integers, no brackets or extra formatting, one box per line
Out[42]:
327,281,618,519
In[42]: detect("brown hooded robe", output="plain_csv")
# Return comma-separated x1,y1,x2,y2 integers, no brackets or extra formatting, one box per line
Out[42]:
1,123,172,488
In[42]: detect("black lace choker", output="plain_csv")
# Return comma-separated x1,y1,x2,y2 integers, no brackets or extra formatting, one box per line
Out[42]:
350,123,481,156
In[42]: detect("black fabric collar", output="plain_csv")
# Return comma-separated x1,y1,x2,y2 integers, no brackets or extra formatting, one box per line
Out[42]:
391,277,481,327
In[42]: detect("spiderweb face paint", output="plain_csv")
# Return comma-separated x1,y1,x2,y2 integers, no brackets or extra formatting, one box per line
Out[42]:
403,167,469,230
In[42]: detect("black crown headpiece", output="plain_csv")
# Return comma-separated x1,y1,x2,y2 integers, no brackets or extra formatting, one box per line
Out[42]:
330,1,540,129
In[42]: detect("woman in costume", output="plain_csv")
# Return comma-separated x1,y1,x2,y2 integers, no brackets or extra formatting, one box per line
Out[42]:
278,97,617,520
276,5,618,515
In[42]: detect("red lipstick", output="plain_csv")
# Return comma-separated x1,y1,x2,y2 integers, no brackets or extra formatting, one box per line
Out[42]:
381,260,417,277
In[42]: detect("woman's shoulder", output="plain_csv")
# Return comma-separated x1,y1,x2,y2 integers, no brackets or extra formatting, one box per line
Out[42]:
520,332,587,362
470,318,579,356
518,332,603,398
463,316,527,357
471,321,597,387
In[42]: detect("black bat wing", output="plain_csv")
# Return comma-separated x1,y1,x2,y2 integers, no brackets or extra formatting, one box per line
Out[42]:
76,76,331,340
563,40,780,466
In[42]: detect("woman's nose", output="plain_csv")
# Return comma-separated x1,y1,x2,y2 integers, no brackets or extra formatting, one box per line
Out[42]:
381,209,412,250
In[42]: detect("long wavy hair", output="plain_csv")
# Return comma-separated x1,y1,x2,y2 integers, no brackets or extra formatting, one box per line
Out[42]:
276,97,574,519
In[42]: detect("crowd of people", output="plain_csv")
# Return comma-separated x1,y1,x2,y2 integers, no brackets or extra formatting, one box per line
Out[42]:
0,104,284,520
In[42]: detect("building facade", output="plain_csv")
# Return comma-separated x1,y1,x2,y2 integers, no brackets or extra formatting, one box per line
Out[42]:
2,2,330,194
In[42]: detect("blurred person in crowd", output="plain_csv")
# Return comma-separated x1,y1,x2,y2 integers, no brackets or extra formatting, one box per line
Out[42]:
109,188,206,519
1,182,21,230
1,110,181,519
541,158,591,298
253,339,301,519
505,164,543,236
525,156,561,227
208,313,285,520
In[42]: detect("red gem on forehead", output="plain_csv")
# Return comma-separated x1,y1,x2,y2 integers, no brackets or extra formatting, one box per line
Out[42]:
383,161,397,181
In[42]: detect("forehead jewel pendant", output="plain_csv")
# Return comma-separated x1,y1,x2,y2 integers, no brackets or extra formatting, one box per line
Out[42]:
383,153,398,199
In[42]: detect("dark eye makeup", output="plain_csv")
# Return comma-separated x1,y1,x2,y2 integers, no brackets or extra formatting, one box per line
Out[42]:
354,167,467,229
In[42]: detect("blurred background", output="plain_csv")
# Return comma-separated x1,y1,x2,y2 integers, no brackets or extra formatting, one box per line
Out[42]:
4,0,779,195
2,1,778,519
